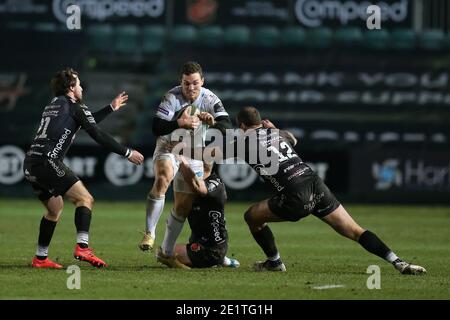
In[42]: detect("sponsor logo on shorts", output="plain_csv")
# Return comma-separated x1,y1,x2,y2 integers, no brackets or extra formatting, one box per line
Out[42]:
303,192,324,211
48,159,66,177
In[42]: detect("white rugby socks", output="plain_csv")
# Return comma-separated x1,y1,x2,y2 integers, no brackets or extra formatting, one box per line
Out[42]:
161,209,185,256
146,194,165,238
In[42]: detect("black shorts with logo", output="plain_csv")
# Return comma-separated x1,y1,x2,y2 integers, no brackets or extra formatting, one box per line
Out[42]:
186,241,227,268
268,174,340,222
23,157,79,201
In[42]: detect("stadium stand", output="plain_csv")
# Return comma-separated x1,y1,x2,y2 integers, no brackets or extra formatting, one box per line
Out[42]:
305,27,333,49
280,26,306,47
390,28,416,50
197,25,224,48
87,24,114,53
115,25,140,54
170,25,198,45
224,25,251,47
142,25,166,54
252,25,280,47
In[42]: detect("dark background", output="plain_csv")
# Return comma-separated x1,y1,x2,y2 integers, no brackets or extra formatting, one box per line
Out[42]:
1,0,449,203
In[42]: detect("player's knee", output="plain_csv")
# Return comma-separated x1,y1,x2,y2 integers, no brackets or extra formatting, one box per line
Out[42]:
76,194,94,209
46,210,62,221
174,203,190,218
341,225,362,241
244,208,254,225
154,176,171,194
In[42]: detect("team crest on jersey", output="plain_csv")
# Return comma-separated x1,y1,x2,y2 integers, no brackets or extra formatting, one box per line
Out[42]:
213,101,225,113
190,243,202,252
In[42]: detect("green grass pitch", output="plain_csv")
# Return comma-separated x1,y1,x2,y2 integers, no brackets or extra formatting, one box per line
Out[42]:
0,199,449,299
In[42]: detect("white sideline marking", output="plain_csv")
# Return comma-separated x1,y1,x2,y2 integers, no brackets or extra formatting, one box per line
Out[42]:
312,284,345,290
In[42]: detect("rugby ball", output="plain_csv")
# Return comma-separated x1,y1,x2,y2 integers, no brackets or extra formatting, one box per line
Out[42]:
177,105,202,139
178,105,200,118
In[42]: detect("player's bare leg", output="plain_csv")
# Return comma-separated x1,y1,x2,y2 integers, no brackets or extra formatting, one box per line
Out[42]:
321,205,426,275
244,200,286,271
140,158,174,251
65,181,107,268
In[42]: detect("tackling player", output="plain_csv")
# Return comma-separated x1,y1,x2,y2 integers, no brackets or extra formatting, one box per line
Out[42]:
224,107,426,275
156,158,239,269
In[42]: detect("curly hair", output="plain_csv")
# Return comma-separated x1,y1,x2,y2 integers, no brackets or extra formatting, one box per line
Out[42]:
50,67,79,96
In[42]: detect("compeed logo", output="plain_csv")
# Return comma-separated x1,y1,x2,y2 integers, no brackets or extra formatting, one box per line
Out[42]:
294,0,408,27
52,0,165,22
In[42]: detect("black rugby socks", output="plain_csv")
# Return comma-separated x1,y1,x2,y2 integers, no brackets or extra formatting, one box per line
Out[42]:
358,230,396,262
251,225,279,258
75,206,91,248
36,217,57,259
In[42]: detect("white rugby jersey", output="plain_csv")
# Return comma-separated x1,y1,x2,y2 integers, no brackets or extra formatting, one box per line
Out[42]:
154,86,228,153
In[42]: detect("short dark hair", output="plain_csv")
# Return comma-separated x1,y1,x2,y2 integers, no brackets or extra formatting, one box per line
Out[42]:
236,106,261,127
51,68,78,96
180,61,203,78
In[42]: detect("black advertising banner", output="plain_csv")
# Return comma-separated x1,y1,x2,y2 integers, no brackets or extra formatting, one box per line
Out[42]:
350,148,450,203
0,0,166,25
174,0,412,28
291,0,412,28
0,144,348,201
2,144,448,203
173,0,292,26
206,70,450,108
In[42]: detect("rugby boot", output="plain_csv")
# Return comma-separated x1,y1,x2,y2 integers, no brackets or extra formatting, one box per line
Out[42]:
393,259,426,275
139,231,155,251
222,256,240,268
253,259,286,272
32,256,63,269
73,244,107,268
156,246,190,269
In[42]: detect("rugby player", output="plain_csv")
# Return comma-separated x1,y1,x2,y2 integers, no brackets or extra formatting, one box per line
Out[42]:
230,107,426,274
139,62,232,266
156,158,239,269
23,68,144,269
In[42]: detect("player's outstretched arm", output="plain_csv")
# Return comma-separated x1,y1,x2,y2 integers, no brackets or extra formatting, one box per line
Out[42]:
178,156,208,196
125,149,144,165
73,103,144,165
110,91,128,111
91,92,129,123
